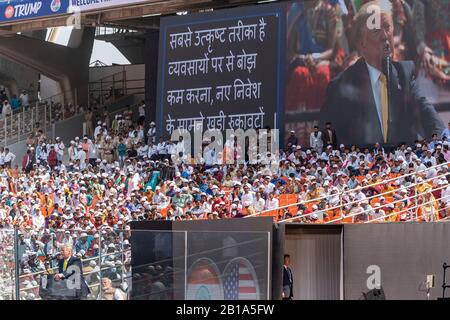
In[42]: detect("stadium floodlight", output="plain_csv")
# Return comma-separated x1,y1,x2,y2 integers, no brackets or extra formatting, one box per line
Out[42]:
176,11,188,15
258,0,278,3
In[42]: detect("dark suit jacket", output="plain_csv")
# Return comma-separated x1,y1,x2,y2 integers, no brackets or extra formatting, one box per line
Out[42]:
319,58,445,146
321,128,338,149
57,256,90,299
283,266,293,298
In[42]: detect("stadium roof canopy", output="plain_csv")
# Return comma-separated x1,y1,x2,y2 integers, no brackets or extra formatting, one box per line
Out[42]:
0,0,264,35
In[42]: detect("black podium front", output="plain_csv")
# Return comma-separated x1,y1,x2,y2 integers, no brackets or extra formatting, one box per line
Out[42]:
130,217,275,300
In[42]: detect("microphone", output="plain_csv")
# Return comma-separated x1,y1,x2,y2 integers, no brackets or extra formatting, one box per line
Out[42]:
382,52,392,143
382,54,391,99
382,54,391,80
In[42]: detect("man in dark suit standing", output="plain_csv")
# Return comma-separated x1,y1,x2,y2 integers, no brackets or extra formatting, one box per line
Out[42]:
319,0,444,147
54,245,90,300
321,122,338,150
282,254,294,300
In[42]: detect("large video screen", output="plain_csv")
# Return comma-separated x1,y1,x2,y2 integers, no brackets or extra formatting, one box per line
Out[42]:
286,0,450,147
155,0,450,148
156,3,285,141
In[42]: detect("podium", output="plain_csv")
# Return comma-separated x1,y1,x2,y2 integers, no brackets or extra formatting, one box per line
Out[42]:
39,275,78,300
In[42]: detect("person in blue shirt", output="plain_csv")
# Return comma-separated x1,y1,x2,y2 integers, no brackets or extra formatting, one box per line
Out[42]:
192,190,202,202
347,175,359,189
205,183,214,196
126,201,136,213
10,95,21,111
199,176,209,193
166,184,176,198
441,122,450,140
75,233,94,254
271,175,286,186
428,134,440,151
181,170,190,179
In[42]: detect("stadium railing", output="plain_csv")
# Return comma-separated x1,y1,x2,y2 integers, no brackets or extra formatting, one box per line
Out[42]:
0,70,144,146
0,226,131,300
245,161,450,224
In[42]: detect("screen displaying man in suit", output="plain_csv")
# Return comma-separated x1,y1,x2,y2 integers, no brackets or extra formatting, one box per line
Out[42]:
282,254,294,300
53,245,90,300
319,0,445,146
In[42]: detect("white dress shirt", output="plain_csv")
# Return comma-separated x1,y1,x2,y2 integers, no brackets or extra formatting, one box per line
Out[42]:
265,198,279,210
4,152,15,163
241,192,255,207
254,198,266,212
366,62,385,137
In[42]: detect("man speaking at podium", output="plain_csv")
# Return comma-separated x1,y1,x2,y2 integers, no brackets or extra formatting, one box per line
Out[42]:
53,245,90,300
319,0,444,146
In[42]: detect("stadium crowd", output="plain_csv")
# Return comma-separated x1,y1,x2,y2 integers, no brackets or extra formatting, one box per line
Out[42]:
0,0,447,301
0,104,448,299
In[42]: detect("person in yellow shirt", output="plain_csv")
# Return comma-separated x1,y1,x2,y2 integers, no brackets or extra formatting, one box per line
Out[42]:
419,192,439,222
305,182,324,201
382,181,396,198
385,203,398,222
415,176,431,193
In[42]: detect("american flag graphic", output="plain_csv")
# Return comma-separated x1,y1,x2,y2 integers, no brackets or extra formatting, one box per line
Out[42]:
223,259,259,300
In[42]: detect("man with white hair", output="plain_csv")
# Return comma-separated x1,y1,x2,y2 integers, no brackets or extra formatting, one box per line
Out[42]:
98,277,125,300
319,0,444,145
54,245,90,299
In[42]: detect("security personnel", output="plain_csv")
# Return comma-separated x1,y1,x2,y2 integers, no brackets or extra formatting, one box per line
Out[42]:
282,254,294,300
